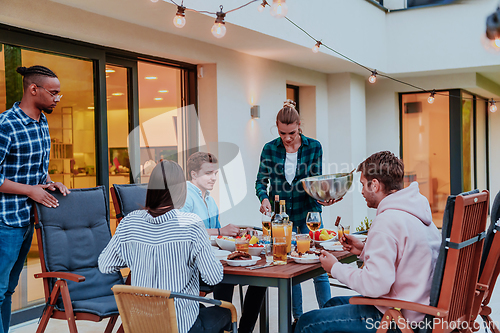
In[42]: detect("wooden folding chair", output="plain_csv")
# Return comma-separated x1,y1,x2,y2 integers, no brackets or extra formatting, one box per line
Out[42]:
34,186,125,333
350,190,489,333
112,285,238,333
110,183,148,225
469,190,500,333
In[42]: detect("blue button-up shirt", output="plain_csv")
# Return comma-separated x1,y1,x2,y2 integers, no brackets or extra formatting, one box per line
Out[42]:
180,181,220,229
0,102,51,227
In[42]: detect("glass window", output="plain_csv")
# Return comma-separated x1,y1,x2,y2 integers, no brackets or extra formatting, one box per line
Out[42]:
1,44,95,312
462,92,474,192
137,61,182,184
402,92,450,227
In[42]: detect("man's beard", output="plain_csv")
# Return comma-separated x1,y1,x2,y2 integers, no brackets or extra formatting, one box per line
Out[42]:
42,108,53,114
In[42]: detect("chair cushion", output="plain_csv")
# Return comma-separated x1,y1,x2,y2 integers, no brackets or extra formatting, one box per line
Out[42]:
56,295,119,317
113,183,147,217
36,186,124,306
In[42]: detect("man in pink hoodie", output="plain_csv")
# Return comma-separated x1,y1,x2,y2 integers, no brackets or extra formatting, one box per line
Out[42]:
295,151,441,333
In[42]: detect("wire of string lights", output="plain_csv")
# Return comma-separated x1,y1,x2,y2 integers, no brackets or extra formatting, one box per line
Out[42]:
160,0,496,109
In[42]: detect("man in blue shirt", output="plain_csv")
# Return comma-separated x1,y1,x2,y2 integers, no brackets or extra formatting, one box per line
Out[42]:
0,66,70,333
181,152,240,236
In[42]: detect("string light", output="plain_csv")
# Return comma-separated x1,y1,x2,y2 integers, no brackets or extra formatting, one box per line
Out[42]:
151,0,159,2
270,0,288,18
212,7,227,38
427,90,436,104
173,5,186,28
312,41,322,53
258,0,268,12
368,70,377,84
490,99,497,113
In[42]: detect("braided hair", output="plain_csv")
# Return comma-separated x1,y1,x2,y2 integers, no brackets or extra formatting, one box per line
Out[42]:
16,65,57,90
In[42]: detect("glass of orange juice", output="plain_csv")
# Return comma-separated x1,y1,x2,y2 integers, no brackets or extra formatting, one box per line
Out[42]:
337,225,350,240
273,236,287,265
284,221,293,253
296,234,310,253
235,237,249,253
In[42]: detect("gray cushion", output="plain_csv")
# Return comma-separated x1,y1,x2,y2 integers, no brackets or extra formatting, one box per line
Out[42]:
113,183,147,217
36,186,124,317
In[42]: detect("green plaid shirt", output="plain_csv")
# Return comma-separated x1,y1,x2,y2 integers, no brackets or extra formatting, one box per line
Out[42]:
255,134,322,228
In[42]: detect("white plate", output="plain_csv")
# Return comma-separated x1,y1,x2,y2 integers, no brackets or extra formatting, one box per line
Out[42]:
224,256,261,267
321,242,344,251
352,234,368,241
216,238,236,251
292,256,320,264
213,249,231,260
312,237,337,244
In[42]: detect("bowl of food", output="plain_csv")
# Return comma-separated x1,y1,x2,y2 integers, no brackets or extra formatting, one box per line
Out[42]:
248,244,264,256
301,171,354,202
216,236,236,251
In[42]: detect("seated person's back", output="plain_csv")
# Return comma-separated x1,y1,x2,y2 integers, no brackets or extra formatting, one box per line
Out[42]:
99,161,228,333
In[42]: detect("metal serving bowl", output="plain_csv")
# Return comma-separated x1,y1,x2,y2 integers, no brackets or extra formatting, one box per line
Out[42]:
301,172,354,202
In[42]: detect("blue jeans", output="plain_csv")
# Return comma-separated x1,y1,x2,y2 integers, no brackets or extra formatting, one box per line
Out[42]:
0,221,34,333
295,296,385,333
188,305,231,333
292,224,331,319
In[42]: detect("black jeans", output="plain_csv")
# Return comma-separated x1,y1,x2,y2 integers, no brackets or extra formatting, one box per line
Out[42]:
188,306,232,333
214,284,267,333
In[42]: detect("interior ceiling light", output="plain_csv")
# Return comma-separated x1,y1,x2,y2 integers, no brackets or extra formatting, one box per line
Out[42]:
270,0,288,18
368,70,377,84
112,92,124,96
312,41,322,53
173,5,186,28
87,106,95,110
154,97,163,101
158,90,169,93
105,69,115,73
490,99,497,112
258,0,268,12
212,7,227,39
427,90,436,104
486,7,500,44
145,76,157,80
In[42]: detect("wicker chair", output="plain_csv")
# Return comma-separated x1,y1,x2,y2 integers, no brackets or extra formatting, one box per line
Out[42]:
350,190,489,333
112,285,238,333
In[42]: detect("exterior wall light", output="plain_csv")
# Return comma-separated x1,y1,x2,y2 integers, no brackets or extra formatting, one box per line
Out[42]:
251,105,260,119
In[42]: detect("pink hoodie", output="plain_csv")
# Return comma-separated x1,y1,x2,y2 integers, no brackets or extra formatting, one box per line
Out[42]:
331,182,441,323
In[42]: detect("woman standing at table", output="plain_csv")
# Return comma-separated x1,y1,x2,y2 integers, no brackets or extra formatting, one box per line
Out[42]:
255,100,332,326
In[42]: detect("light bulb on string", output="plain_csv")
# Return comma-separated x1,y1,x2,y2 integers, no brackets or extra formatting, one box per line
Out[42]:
258,0,268,12
212,7,226,38
496,38,500,48
368,70,377,84
312,41,322,53
173,6,186,28
427,90,436,104
270,0,288,18
490,99,497,112
150,0,158,2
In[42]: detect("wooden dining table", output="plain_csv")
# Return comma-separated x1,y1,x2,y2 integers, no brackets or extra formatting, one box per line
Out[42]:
221,250,357,333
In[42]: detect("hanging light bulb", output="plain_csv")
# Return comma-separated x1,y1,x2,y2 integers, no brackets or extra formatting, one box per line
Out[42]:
312,41,322,53
270,0,288,18
173,6,186,28
427,90,436,104
490,99,497,112
150,0,158,2
496,37,500,48
212,8,226,39
258,0,268,12
368,70,377,84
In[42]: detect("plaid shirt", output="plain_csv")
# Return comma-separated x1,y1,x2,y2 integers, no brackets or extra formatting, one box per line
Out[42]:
255,134,322,228
0,102,51,227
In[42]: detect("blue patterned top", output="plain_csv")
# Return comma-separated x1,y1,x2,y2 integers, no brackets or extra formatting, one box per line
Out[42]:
0,102,51,227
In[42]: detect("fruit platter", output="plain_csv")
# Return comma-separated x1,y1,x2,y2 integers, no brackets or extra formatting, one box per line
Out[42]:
309,228,337,243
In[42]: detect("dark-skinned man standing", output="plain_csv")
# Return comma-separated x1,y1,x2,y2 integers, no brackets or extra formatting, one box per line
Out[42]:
0,65,70,333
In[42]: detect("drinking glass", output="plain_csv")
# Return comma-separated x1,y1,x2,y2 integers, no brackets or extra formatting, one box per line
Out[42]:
337,225,350,240
273,236,288,265
306,212,322,249
263,236,273,263
262,213,272,236
296,234,310,254
235,237,249,253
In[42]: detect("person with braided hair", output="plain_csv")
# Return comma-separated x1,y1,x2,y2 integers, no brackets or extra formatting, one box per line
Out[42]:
0,65,70,333
255,100,338,327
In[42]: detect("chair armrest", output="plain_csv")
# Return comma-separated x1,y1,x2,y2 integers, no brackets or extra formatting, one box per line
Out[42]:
34,272,85,283
169,292,238,324
349,297,448,318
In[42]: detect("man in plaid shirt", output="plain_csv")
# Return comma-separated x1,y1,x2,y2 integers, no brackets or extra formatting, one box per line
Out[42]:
0,65,70,333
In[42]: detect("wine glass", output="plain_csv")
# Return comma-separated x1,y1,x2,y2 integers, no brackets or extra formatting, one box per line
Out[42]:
306,212,322,249
262,212,272,236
